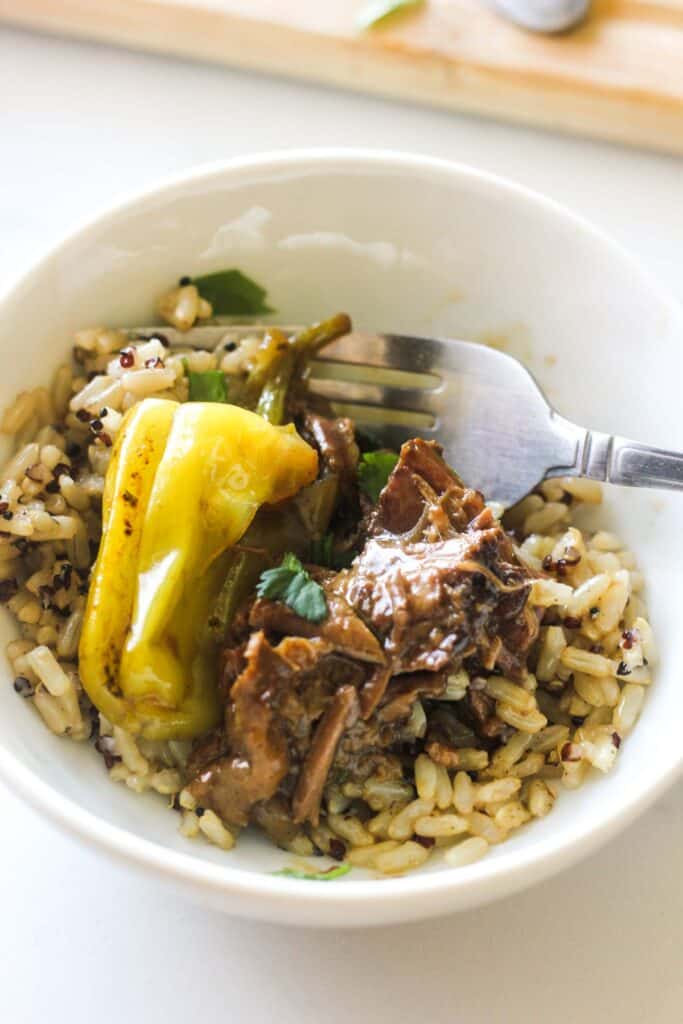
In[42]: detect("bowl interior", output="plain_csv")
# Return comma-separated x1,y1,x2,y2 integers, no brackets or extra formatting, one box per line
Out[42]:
1,152,682,918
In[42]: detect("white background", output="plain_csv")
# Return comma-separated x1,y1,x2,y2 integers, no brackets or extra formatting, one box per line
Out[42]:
1,25,683,1023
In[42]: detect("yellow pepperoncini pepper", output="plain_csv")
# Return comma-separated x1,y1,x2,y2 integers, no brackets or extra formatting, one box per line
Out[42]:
79,398,318,739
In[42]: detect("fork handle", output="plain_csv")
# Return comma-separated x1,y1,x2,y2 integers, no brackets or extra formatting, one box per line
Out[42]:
557,421,683,490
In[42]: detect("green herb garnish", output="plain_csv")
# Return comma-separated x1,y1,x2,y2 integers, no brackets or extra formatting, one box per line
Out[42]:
310,534,355,571
358,450,399,503
356,0,424,29
256,552,328,623
191,269,273,316
184,363,229,403
274,863,351,881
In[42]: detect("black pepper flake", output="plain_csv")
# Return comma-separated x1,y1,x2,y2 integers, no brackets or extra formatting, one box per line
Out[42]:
612,732,622,749
178,275,191,286
89,418,103,433
617,661,631,677
119,348,135,369
589,644,603,654
13,675,34,697
555,558,568,578
223,341,237,353
589,607,600,619
145,356,164,369
328,838,346,861
571,715,585,727
99,408,108,418
542,555,554,572
2,510,13,521
195,807,205,818
76,408,91,422
0,578,18,603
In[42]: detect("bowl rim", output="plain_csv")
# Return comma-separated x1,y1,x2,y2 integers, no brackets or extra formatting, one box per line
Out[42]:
1,147,682,921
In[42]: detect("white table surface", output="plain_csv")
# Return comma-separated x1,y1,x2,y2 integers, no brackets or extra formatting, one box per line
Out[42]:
1,24,683,1024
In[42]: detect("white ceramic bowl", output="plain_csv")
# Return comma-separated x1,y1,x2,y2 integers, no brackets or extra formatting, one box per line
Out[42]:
1,150,682,928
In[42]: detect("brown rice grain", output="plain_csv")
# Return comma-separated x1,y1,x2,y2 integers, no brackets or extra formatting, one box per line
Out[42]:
509,751,546,778
613,684,645,734
560,646,614,678
327,813,374,847
388,798,435,840
374,840,430,875
494,800,531,831
496,702,547,734
414,753,438,802
558,477,603,503
466,811,506,844
347,840,400,867
525,779,556,817
33,687,68,734
25,644,71,696
198,809,235,850
113,726,150,774
434,762,453,810
414,813,468,838
475,777,521,806
452,771,475,815
444,836,489,867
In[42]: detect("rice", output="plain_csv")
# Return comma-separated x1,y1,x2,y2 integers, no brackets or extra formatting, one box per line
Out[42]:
0,323,657,876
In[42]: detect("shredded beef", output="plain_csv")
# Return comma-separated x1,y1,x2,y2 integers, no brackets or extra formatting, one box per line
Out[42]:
186,435,540,841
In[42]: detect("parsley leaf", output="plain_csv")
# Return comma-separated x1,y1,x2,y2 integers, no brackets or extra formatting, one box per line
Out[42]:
256,552,328,623
274,863,351,881
191,269,273,316
356,0,424,30
358,450,399,503
184,363,229,403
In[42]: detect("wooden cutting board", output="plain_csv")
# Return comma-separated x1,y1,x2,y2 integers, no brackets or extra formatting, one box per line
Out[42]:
3,0,683,155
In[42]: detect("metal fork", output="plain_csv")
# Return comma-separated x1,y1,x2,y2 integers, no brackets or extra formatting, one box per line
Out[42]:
129,324,683,507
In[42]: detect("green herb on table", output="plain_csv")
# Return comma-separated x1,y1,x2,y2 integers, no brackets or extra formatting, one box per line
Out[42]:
358,450,399,503
356,0,425,30
191,269,273,316
256,552,328,623
274,863,351,881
